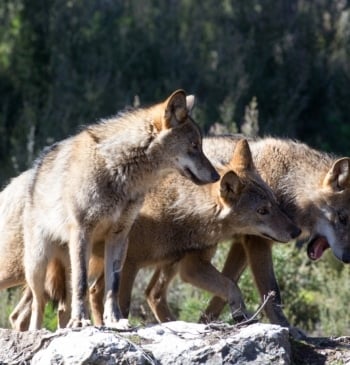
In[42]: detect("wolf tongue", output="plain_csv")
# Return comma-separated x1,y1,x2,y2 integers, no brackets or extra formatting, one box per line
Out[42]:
309,237,329,260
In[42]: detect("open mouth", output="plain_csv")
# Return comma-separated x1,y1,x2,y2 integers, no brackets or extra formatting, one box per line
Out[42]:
307,236,330,261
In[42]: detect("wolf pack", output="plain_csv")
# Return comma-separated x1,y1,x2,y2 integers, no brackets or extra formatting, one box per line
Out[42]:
1,89,350,337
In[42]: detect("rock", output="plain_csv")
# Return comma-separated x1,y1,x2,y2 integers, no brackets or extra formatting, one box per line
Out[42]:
0,322,292,364
137,322,291,364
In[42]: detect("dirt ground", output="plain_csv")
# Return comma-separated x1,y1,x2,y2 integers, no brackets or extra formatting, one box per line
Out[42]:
291,336,350,365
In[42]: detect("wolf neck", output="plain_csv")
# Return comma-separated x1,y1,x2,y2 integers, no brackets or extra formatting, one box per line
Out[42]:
252,138,334,225
91,112,167,192
169,177,232,243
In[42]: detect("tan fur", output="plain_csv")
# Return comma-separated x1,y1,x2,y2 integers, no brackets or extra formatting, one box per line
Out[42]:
9,135,350,331
86,138,300,324
5,138,299,330
200,136,350,327
113,136,350,328
21,89,219,330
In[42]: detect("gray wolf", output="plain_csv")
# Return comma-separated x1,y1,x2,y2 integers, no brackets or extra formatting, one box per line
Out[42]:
21,89,219,330
102,135,350,329
11,135,350,331
80,138,301,325
199,135,350,327
5,138,299,330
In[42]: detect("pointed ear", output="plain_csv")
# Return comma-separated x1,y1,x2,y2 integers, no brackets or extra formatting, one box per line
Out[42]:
220,171,242,201
229,139,254,172
163,89,188,129
186,95,195,115
323,157,350,191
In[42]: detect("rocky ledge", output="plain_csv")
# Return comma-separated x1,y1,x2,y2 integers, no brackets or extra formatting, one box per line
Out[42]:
0,321,349,364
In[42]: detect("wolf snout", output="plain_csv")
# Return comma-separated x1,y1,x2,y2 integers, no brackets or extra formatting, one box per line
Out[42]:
211,170,220,183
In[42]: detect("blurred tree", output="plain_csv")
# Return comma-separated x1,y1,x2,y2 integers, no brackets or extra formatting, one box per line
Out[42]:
0,0,349,183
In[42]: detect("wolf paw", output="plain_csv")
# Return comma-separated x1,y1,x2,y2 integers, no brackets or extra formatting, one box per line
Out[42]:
104,318,131,330
67,317,91,328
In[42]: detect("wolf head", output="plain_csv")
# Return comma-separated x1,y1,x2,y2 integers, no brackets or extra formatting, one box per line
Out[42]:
217,139,301,243
150,90,220,185
307,157,350,263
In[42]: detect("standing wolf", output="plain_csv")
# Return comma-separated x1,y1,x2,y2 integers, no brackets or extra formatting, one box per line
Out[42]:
23,89,219,330
87,138,301,325
199,135,350,326
3,139,299,331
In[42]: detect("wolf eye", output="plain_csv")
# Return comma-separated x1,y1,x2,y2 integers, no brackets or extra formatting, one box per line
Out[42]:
191,141,199,150
257,207,269,215
338,212,348,225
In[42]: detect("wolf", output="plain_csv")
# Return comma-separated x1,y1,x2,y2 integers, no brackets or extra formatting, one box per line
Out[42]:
0,170,69,330
21,89,220,330
5,138,299,330
82,138,301,325
11,135,350,331
197,135,350,326
97,135,350,329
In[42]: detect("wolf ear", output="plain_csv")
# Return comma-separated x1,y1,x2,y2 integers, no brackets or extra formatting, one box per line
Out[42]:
323,157,350,191
163,89,188,128
220,171,242,201
186,95,195,115
229,139,254,172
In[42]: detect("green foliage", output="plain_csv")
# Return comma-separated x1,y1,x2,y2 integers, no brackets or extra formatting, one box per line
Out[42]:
43,302,58,332
0,288,22,329
0,0,350,183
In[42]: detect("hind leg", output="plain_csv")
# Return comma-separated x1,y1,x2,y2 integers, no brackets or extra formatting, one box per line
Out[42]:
25,256,48,330
46,257,71,329
9,286,33,331
24,225,50,330
89,273,104,326
244,236,290,327
145,263,178,322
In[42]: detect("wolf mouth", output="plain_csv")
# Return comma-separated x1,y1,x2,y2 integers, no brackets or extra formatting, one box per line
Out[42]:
182,167,207,186
307,235,330,260
261,232,280,242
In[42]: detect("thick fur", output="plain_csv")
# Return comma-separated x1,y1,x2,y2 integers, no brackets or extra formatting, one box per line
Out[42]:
4,138,299,330
200,136,350,327
21,89,219,330
97,135,350,329
88,139,300,325
9,135,350,331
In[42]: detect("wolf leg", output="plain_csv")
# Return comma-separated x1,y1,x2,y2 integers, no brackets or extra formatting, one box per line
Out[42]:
145,263,178,322
179,246,249,323
243,235,291,327
67,228,91,328
9,286,33,331
202,238,248,321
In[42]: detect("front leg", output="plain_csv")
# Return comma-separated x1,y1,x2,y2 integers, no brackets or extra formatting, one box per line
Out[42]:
103,199,142,329
67,228,92,328
243,235,290,327
203,237,248,320
179,247,250,324
103,231,130,329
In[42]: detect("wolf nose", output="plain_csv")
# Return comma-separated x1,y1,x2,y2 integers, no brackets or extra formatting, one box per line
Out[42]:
290,226,302,239
211,170,220,182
